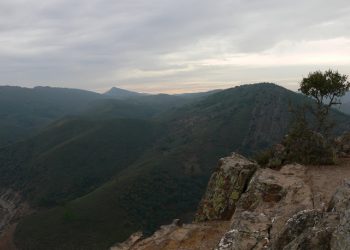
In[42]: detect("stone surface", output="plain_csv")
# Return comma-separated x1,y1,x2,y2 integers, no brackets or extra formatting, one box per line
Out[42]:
111,231,143,250
0,189,28,234
195,153,258,222
216,164,314,250
272,180,350,250
111,220,230,250
329,180,350,250
272,210,337,250
215,212,271,250
114,157,350,250
0,189,29,250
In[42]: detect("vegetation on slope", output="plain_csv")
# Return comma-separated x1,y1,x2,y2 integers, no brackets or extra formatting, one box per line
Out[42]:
0,118,160,206
12,83,348,250
0,86,104,147
0,85,210,147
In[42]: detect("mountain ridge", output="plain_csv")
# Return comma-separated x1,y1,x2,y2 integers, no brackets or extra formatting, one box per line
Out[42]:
104,87,146,99
0,85,219,147
1,83,349,250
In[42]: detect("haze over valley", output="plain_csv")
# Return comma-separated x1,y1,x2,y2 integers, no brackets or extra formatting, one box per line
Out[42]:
1,1,350,249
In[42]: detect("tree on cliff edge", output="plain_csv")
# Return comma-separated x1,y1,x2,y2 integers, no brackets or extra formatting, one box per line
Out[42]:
256,70,350,166
299,69,350,135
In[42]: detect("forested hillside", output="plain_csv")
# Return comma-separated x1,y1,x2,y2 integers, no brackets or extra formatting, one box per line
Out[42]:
7,83,349,250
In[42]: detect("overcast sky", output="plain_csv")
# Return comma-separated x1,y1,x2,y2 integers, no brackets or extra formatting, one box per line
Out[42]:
0,0,349,93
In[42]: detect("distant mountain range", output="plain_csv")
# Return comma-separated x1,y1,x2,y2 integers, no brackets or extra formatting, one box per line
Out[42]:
0,83,349,250
0,85,218,147
103,86,221,100
0,86,103,147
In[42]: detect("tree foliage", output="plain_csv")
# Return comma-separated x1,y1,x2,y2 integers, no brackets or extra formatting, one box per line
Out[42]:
256,70,350,167
299,70,350,134
282,109,335,165
255,105,336,167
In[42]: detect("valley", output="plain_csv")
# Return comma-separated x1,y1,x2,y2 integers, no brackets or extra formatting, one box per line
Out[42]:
1,1,349,248
0,83,349,249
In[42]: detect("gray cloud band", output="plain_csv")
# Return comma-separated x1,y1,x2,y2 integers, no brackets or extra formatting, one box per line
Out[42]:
0,0,349,93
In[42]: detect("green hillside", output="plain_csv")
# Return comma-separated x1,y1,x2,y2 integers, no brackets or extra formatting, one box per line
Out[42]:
0,86,104,147
0,86,208,147
0,118,160,206
6,83,350,250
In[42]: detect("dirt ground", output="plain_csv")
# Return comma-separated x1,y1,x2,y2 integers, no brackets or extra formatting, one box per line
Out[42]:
306,158,350,210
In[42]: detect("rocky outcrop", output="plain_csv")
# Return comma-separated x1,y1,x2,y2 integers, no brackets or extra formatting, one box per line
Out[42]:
328,180,350,249
111,231,144,250
111,219,230,250
115,153,350,250
272,209,337,250
0,189,29,250
195,153,258,222
0,189,27,234
216,164,314,250
269,180,350,250
216,164,350,250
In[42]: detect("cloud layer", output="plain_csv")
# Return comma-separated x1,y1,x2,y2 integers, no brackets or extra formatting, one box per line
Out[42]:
0,0,349,93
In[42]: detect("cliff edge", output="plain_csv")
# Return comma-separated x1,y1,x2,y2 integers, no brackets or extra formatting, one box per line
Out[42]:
114,153,350,250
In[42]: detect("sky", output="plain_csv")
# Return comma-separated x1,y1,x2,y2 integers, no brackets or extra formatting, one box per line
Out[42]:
0,0,349,94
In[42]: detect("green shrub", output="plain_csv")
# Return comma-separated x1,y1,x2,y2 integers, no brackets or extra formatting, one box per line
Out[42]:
256,116,336,167
283,121,335,165
254,149,274,167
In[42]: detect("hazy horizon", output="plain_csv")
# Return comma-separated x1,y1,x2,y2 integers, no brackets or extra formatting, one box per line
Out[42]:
1,0,349,93
0,81,300,95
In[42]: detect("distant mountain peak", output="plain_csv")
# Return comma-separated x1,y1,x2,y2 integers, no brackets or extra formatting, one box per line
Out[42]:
104,87,145,99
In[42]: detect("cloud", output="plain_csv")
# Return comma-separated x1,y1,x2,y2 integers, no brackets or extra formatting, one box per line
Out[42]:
0,0,349,93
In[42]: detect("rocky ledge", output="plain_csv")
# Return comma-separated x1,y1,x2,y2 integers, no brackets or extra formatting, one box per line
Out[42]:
0,189,27,234
0,189,30,250
114,153,350,250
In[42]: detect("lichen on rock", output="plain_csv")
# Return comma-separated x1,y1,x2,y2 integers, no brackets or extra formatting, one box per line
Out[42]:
194,153,258,222
114,153,350,250
272,180,350,250
216,164,314,250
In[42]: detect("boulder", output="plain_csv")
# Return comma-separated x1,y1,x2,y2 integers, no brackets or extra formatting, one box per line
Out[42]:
113,156,350,250
329,180,350,249
272,180,350,250
215,212,270,250
195,153,258,222
272,210,337,250
216,164,314,249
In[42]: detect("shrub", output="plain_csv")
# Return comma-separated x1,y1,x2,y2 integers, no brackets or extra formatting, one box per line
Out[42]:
282,121,335,165
256,117,336,167
255,149,274,166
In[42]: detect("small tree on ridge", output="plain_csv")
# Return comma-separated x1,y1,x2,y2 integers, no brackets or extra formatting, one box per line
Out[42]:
299,69,350,135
